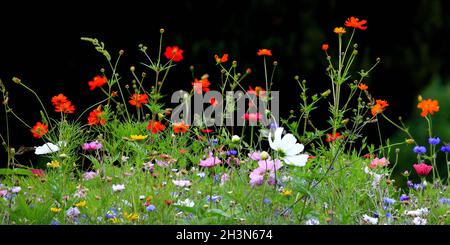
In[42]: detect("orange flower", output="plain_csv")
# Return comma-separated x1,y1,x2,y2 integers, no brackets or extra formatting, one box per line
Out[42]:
88,107,106,126
333,27,346,34
51,94,75,114
210,98,218,107
248,86,266,97
344,16,367,31
358,83,368,91
371,99,389,116
129,93,149,108
192,75,211,94
257,49,272,56
164,46,184,62
173,121,189,133
417,99,439,117
88,75,107,91
146,120,166,134
31,122,48,138
322,43,329,51
326,132,344,143
214,54,229,63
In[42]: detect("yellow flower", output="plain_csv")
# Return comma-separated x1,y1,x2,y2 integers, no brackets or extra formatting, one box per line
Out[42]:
281,189,292,197
47,160,61,168
50,207,62,213
333,27,346,34
124,211,138,222
110,217,120,224
405,139,415,145
75,201,87,207
130,135,148,141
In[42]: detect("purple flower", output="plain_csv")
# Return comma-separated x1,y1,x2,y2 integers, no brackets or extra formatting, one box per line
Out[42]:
155,159,170,168
50,220,60,225
83,171,99,180
146,205,156,212
383,197,396,205
413,146,427,155
249,159,282,186
199,152,222,167
206,195,222,203
413,183,425,191
441,145,450,153
407,180,413,188
227,150,238,156
428,137,440,145
248,151,271,161
386,212,391,218
82,141,102,151
268,122,278,129
226,157,240,166
66,207,81,219
263,198,272,204
439,198,450,204
105,208,118,219
400,194,410,202
220,173,229,186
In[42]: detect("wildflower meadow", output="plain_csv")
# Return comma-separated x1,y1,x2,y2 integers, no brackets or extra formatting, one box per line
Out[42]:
1,16,450,227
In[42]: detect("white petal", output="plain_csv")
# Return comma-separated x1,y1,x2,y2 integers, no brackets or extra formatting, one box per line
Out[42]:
269,127,284,150
35,143,60,155
284,143,304,156
284,154,309,167
280,133,297,150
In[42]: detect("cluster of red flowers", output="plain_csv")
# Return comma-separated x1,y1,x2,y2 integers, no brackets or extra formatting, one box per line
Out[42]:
214,54,229,63
51,94,75,114
417,98,439,117
173,121,189,133
88,75,107,91
326,132,345,143
31,122,48,138
164,46,184,62
146,120,166,134
129,93,149,108
371,99,389,116
192,75,211,94
88,106,106,126
257,49,272,56
248,86,266,97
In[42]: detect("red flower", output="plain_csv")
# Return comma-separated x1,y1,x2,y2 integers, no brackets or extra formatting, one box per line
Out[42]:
173,121,189,134
413,163,433,177
371,99,389,116
88,75,107,91
164,200,174,205
202,129,214,133
31,122,48,138
417,99,439,117
326,132,344,143
51,94,75,114
358,83,368,91
210,98,218,107
257,49,272,56
243,113,262,122
248,86,266,97
146,120,166,134
192,75,211,94
30,169,45,177
164,46,184,62
88,107,106,126
322,43,329,51
129,93,149,108
344,16,367,30
214,54,229,63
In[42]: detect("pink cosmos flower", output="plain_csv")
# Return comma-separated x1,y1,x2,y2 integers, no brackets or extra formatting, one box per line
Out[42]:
199,152,222,167
82,141,102,151
369,157,388,169
413,163,433,177
248,151,271,161
220,173,229,186
0,190,7,197
155,159,170,168
249,159,282,186
172,180,192,187
30,169,45,177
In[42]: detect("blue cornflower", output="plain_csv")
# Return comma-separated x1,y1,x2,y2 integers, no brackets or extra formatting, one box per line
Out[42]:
227,150,238,156
413,146,427,155
383,197,396,205
146,204,156,212
407,180,413,188
428,137,441,145
268,122,278,129
50,220,60,225
400,194,410,202
210,138,219,145
441,145,450,153
206,195,222,203
413,183,425,191
105,208,118,219
372,212,379,218
439,198,450,204
386,212,391,218
263,198,272,204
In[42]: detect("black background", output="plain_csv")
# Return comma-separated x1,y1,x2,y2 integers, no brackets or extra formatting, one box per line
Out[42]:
1,0,450,164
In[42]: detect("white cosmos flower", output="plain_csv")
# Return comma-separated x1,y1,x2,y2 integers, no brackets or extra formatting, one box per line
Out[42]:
268,127,308,167
35,143,60,155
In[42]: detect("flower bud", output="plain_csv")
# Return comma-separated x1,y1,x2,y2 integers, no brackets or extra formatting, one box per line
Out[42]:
231,135,240,143
260,151,269,160
321,89,331,97
405,139,415,144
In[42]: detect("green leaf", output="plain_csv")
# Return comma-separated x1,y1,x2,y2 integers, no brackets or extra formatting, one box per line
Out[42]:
0,168,33,176
207,208,232,218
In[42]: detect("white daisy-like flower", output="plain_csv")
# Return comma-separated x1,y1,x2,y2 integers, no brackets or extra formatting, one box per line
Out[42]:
404,208,429,217
175,198,195,207
362,214,378,225
35,143,60,155
412,217,427,225
112,184,125,192
268,127,308,167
